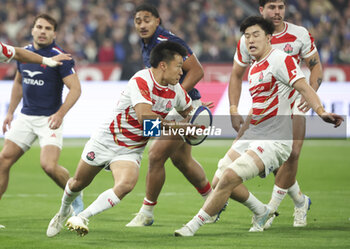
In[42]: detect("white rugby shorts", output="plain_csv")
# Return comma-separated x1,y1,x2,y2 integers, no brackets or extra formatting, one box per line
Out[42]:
81,138,144,170
5,113,63,151
230,138,292,178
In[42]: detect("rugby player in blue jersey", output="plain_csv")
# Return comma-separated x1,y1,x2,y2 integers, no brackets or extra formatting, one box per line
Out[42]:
0,14,84,224
126,4,221,227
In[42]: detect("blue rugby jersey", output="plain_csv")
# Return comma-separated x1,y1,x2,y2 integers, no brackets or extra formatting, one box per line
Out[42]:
140,26,201,100
17,41,75,116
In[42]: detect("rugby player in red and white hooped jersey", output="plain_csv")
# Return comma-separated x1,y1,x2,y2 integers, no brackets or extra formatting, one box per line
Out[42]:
212,0,323,228
127,3,218,228
46,41,196,237
174,16,342,237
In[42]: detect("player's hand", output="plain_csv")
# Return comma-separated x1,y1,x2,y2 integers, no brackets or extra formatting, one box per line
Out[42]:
201,101,214,109
320,112,344,128
48,113,64,130
230,112,244,132
297,96,311,113
2,114,13,134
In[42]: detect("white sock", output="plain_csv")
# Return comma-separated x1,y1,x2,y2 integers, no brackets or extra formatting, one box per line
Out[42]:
242,192,266,215
186,209,210,233
268,185,288,212
139,197,157,217
287,181,305,208
59,182,81,216
79,189,120,219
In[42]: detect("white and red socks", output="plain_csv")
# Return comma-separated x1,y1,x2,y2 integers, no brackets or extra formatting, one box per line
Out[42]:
186,208,211,233
196,182,212,200
59,182,81,216
243,192,267,215
79,188,120,219
268,185,288,212
287,181,305,208
138,198,157,217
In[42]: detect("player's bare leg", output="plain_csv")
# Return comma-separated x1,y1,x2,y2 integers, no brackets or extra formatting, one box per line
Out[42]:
145,138,176,202
266,115,310,228
170,142,210,197
67,161,139,236
47,159,102,237
127,136,212,227
40,145,69,189
0,140,24,199
212,146,241,188
175,151,273,236
40,145,84,215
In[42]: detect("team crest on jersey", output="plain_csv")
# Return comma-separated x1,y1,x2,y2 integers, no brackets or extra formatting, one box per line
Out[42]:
284,44,293,54
166,100,172,111
259,72,264,82
86,151,95,161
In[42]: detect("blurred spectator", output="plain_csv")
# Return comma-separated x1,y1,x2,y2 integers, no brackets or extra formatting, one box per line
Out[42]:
98,38,115,63
0,0,348,70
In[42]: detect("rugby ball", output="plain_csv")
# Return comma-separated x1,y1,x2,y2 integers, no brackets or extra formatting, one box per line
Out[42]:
185,105,213,146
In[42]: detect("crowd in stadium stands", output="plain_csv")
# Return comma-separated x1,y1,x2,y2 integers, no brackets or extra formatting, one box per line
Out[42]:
0,0,349,79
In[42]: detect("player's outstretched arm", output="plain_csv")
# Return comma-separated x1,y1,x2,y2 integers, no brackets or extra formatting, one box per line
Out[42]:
13,47,71,66
293,78,344,127
180,54,204,92
228,60,246,132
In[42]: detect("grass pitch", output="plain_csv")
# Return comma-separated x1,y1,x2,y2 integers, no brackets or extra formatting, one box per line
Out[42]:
0,139,349,249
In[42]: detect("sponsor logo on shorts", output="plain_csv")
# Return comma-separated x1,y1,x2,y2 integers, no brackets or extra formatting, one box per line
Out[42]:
257,146,264,153
50,133,56,138
86,151,95,161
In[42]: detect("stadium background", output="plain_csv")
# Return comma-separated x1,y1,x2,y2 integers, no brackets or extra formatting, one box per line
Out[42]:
0,0,349,138
0,1,349,248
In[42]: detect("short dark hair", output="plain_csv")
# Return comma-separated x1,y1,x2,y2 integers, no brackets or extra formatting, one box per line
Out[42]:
134,3,162,25
33,14,57,31
150,41,187,68
259,0,286,7
240,16,275,35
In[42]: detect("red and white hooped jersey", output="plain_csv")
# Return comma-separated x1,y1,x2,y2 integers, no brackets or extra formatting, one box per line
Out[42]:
0,42,15,63
234,21,316,110
234,21,317,67
92,68,192,149
247,49,305,139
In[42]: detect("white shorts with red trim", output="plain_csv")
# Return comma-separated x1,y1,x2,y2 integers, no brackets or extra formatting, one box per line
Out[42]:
230,138,292,178
81,138,145,170
5,113,63,151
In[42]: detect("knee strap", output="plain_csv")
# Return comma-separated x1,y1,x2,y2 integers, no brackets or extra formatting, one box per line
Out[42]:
227,153,259,182
214,153,233,179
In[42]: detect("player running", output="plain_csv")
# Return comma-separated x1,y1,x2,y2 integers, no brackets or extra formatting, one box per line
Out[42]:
212,0,323,228
174,16,343,237
126,4,220,227
46,41,200,237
